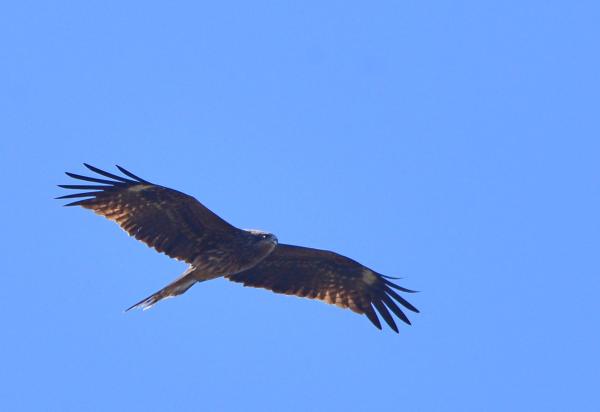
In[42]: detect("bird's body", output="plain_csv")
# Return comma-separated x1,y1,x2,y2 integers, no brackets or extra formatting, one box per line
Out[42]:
58,164,418,332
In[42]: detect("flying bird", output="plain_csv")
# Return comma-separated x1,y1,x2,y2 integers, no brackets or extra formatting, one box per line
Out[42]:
57,164,418,332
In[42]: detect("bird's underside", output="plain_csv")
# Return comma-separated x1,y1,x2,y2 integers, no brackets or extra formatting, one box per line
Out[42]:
58,164,419,333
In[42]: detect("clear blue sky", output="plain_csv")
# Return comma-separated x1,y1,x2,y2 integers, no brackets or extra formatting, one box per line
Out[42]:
1,1,598,411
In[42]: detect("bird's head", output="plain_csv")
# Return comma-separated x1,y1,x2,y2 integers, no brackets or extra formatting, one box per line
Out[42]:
245,229,278,256
245,229,278,245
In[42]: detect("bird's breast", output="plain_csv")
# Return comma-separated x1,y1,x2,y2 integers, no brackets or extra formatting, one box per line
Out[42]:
191,247,267,276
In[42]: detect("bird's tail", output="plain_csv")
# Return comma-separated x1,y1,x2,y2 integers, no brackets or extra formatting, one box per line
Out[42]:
125,268,199,311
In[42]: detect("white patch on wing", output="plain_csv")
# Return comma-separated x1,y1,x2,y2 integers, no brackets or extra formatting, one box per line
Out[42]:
128,184,152,192
362,269,377,285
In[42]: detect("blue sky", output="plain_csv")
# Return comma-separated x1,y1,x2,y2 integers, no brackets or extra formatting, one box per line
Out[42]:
1,1,599,411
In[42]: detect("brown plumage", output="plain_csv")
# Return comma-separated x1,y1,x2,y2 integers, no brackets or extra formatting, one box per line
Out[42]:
58,164,418,332
227,245,419,332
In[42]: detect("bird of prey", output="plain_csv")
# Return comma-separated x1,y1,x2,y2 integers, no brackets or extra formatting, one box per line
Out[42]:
57,164,418,332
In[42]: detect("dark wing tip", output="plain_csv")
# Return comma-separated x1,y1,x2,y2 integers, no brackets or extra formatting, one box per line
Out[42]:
363,305,382,330
55,191,102,200
63,165,150,186
115,165,151,184
380,274,403,280
362,273,419,329
372,300,399,333
83,163,136,183
64,171,122,185
57,184,112,190
57,165,154,205
383,278,419,293
62,199,92,207
384,286,419,314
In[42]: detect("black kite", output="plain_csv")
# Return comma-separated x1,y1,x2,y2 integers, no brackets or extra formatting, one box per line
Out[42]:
57,164,418,332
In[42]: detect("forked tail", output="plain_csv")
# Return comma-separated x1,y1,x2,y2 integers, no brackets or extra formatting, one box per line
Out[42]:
125,270,198,311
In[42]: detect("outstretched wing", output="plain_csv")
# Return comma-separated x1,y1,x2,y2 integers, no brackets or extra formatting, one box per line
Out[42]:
226,244,418,332
57,164,239,264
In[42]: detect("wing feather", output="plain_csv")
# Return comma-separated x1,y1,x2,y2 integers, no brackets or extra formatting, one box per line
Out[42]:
226,244,418,332
83,163,136,183
116,164,152,183
57,164,239,263
372,300,398,333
